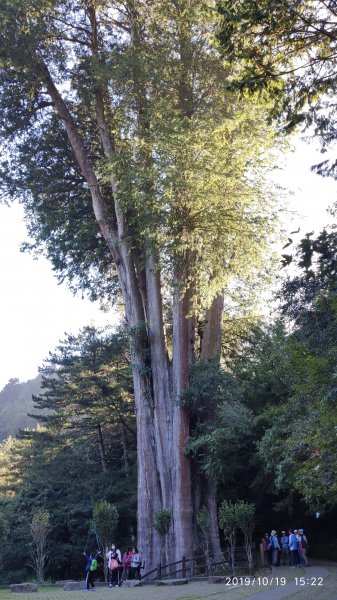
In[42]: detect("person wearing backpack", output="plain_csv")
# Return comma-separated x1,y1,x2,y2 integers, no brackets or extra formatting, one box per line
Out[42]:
83,551,100,591
106,544,122,587
108,549,121,587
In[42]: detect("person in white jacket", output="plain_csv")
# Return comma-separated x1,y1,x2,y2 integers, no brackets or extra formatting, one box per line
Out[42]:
106,544,122,587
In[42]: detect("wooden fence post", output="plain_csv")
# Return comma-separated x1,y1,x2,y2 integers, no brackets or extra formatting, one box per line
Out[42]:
182,556,186,578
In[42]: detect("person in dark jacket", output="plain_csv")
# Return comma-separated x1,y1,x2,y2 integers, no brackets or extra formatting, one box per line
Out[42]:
280,531,289,565
83,551,100,591
298,529,309,566
263,533,272,565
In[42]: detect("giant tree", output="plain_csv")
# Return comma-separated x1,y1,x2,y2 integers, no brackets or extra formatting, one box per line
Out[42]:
0,0,279,567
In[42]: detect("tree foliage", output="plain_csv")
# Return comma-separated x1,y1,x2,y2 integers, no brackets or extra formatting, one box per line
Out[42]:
182,360,253,487
92,501,119,551
153,510,172,540
217,0,337,174
254,230,337,512
31,325,134,475
0,0,279,305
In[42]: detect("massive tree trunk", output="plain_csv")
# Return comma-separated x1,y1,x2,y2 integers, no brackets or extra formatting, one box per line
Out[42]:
194,295,225,561
172,262,194,561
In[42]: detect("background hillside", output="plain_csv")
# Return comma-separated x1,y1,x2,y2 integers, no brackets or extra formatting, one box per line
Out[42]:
0,376,41,440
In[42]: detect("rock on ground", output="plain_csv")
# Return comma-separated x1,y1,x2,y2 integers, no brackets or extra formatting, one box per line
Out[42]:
122,580,142,587
10,583,38,593
63,582,86,591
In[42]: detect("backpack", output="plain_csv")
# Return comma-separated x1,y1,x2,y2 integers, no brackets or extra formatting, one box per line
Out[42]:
301,537,308,549
109,558,119,571
90,559,98,572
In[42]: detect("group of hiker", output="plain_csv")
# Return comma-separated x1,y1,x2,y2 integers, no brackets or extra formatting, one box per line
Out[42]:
263,529,309,567
83,544,142,591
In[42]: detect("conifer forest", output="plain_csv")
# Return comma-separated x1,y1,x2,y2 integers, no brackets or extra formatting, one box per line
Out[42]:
0,0,337,584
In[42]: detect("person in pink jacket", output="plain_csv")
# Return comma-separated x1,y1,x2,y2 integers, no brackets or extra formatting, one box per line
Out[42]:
122,548,133,580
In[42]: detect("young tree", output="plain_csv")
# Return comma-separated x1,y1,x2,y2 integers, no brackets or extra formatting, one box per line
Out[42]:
153,509,172,567
92,501,119,581
236,501,255,575
29,510,51,582
196,507,211,574
218,500,239,576
0,0,280,568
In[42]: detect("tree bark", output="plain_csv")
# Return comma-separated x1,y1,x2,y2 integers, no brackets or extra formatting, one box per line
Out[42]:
96,423,108,473
172,262,194,561
121,423,129,477
196,295,225,561
200,296,224,361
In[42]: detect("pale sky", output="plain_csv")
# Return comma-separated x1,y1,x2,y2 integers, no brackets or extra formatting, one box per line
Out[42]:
0,137,336,390
0,203,115,390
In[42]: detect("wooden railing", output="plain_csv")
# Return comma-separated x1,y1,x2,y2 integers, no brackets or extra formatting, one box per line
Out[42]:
142,546,256,581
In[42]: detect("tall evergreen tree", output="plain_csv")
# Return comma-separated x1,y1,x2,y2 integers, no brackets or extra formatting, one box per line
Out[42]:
0,0,280,566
